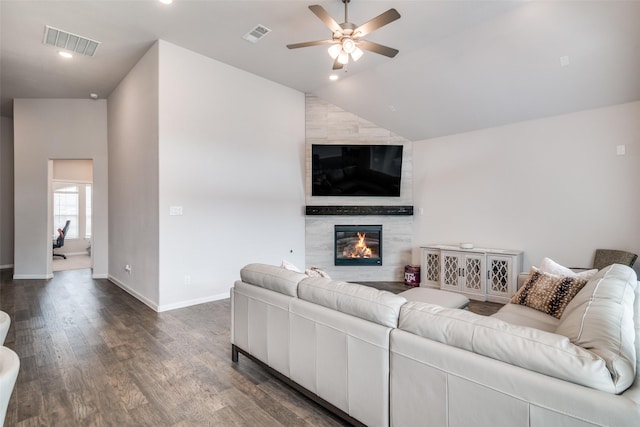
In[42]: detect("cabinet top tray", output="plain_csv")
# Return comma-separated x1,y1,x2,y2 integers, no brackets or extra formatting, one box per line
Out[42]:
421,244,523,256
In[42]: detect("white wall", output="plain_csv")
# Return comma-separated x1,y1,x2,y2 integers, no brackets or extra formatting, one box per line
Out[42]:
107,42,160,307
53,159,93,181
13,99,108,278
413,101,640,273
0,117,14,268
157,41,305,310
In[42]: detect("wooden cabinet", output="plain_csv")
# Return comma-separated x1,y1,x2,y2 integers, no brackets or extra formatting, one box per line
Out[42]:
420,245,523,303
440,251,486,300
420,247,441,287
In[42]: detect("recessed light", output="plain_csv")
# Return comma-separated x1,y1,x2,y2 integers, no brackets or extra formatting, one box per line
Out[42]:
58,50,73,58
90,93,98,100
159,0,173,4
329,75,339,81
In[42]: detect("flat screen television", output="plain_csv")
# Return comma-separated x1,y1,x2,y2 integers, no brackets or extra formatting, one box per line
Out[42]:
311,144,403,197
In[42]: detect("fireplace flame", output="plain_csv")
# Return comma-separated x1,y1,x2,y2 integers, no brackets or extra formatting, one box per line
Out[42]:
343,232,373,258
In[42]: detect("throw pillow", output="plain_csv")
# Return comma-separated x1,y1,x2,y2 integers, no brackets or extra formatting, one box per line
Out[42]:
539,257,598,280
511,267,588,319
305,266,331,279
281,259,302,273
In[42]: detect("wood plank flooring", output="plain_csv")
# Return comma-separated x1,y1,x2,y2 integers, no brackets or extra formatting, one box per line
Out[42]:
0,269,502,426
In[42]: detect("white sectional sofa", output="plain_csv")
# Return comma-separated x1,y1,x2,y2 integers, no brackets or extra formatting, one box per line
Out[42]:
231,263,639,427
232,264,407,426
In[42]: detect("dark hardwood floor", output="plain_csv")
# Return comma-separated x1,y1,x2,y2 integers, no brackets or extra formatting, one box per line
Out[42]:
0,269,502,426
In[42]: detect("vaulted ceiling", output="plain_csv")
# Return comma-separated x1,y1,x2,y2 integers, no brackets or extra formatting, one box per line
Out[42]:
1,1,639,141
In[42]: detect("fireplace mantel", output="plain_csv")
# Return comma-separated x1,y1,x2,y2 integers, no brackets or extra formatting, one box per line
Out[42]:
305,205,413,216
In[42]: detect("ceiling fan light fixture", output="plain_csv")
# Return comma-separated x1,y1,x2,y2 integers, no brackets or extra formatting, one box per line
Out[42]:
287,3,400,70
328,44,342,59
342,38,356,54
337,51,349,65
351,47,363,61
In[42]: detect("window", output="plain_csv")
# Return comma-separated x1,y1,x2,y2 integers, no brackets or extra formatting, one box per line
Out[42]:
86,185,92,238
53,184,79,238
53,182,92,239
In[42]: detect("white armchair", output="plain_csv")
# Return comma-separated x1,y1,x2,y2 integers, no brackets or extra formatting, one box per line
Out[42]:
0,312,9,345
0,346,19,425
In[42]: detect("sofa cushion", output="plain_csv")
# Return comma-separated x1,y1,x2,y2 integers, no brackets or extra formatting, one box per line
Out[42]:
399,287,469,309
297,278,406,328
511,267,588,319
555,264,637,394
398,301,619,393
240,263,308,297
491,303,560,333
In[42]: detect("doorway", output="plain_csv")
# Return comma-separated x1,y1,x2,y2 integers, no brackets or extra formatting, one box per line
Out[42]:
50,159,93,272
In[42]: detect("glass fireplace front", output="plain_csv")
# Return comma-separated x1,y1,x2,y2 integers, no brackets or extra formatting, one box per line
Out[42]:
334,224,382,266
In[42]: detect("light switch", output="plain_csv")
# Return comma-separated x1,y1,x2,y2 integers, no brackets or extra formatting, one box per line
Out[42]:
617,145,626,156
169,206,183,216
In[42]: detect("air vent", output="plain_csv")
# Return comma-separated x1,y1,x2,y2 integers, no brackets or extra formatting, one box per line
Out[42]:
43,25,100,57
242,25,272,43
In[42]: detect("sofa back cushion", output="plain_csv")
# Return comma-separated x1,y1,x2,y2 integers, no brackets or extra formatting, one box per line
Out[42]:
297,278,406,328
555,264,637,393
239,263,308,297
398,301,620,393
491,303,560,333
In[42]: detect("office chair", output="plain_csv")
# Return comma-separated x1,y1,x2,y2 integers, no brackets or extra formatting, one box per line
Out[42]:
53,220,70,259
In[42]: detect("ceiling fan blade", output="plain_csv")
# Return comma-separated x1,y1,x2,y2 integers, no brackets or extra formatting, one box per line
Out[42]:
353,8,401,37
287,39,335,49
309,5,343,33
332,58,343,70
357,40,399,58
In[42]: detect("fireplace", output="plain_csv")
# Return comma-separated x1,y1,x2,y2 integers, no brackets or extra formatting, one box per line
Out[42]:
334,225,382,266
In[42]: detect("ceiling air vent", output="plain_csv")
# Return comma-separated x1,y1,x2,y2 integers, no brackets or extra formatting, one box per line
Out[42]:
242,25,272,43
43,25,100,57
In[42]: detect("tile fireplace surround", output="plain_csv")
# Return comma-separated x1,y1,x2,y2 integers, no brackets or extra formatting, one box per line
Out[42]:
306,214,413,281
304,95,413,282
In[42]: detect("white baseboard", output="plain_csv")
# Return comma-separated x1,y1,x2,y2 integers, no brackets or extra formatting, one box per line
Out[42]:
107,276,229,313
157,292,229,312
0,264,14,270
59,252,90,257
13,273,53,280
92,273,108,279
55,251,90,256
107,275,159,312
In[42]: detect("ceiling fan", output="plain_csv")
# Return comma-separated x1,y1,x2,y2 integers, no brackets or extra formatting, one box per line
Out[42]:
287,0,401,70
